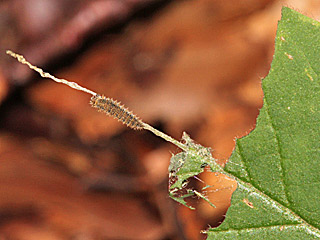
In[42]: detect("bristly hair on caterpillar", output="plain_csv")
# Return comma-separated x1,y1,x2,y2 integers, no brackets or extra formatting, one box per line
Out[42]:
90,94,144,130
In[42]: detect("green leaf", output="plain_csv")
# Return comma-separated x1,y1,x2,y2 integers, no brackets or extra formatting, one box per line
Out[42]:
168,132,218,209
206,7,320,239
168,7,320,239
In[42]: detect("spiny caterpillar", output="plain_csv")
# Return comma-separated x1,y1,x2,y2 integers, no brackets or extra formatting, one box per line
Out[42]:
90,94,144,130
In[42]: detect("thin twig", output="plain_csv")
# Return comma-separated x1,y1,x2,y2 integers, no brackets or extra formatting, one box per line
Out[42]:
6,50,97,96
6,50,188,151
142,123,188,151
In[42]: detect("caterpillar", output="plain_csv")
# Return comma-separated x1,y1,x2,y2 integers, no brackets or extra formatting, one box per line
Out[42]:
90,94,144,130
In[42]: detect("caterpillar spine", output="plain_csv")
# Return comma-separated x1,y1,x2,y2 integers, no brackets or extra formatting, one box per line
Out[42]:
90,94,144,130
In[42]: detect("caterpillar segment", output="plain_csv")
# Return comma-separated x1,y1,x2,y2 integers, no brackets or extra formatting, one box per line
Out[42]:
90,94,144,130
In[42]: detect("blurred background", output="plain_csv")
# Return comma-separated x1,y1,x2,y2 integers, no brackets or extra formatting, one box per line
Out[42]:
0,0,319,239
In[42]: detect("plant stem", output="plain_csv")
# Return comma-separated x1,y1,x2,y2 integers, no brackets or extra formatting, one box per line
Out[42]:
142,123,188,151
6,50,189,152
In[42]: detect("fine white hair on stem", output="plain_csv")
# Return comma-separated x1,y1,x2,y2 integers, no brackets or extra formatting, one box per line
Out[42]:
6,50,97,96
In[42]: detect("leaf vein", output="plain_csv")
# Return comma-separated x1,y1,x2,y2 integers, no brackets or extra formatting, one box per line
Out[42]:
262,98,290,205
